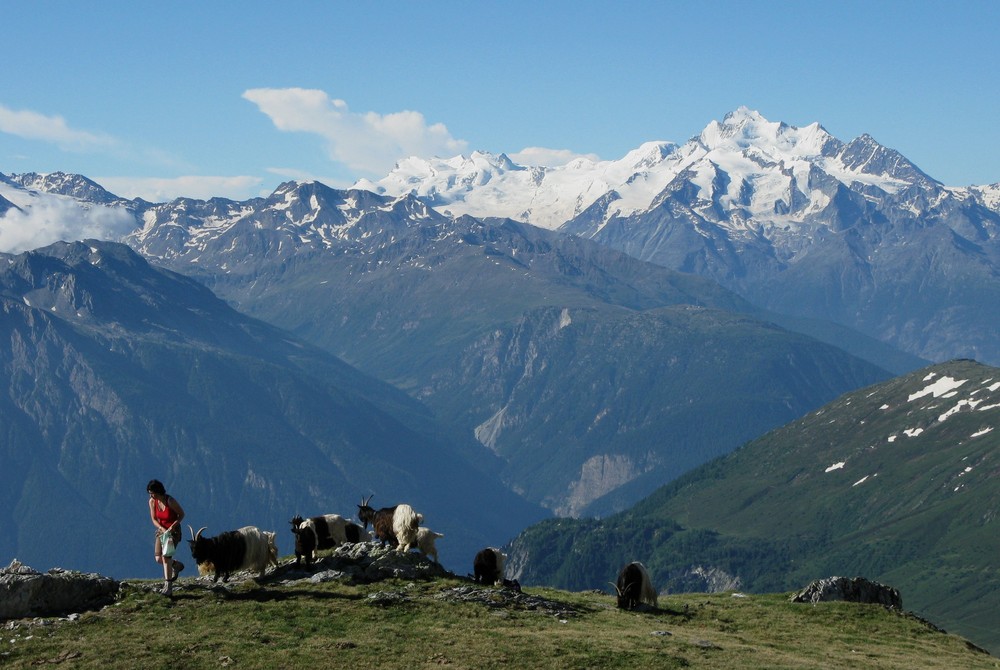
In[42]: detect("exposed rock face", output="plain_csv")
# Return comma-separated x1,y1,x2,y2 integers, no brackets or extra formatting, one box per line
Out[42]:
790,576,901,609
558,453,645,517
0,560,120,620
673,565,743,593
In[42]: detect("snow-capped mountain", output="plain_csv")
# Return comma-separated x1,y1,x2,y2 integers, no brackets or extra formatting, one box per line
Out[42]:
354,140,683,230
356,108,1000,365
3,171,131,207
357,107,999,231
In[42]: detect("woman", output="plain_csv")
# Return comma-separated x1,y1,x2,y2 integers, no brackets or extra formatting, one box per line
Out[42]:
147,479,185,596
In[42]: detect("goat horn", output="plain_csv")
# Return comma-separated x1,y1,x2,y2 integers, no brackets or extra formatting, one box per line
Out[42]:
609,581,622,596
195,526,207,540
188,525,195,541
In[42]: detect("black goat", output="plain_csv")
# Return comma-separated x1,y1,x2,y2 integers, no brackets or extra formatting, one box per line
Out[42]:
613,561,657,610
188,525,277,583
472,547,506,585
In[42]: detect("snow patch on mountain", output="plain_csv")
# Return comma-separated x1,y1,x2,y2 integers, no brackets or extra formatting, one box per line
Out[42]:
908,376,968,402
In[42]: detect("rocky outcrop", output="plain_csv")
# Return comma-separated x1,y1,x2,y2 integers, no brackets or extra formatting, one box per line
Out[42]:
275,542,451,586
790,576,901,609
0,560,120,620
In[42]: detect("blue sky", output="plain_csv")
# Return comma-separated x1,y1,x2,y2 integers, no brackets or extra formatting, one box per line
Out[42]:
3,1,998,201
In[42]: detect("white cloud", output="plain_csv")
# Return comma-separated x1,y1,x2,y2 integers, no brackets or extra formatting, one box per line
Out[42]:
242,88,468,176
96,175,264,202
509,147,601,167
0,196,135,254
0,103,117,151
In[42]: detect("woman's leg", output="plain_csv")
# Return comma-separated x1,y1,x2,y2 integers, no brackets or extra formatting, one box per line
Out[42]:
155,533,172,594
167,528,183,580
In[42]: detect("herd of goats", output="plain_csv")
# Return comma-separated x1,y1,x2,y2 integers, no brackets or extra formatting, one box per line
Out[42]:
184,496,658,610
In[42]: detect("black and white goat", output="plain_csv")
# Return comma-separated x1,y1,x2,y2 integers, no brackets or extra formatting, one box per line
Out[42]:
612,561,657,610
356,496,422,552
289,514,371,566
188,525,278,583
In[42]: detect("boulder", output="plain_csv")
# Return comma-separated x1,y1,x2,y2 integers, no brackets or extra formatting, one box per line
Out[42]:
790,576,901,609
0,559,119,620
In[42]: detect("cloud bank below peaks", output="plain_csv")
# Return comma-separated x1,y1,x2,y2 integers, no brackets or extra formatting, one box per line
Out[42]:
0,189,135,254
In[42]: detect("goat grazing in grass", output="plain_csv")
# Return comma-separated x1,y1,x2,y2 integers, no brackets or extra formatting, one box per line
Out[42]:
612,561,657,610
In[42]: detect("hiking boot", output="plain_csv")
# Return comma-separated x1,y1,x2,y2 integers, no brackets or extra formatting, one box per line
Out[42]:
169,560,184,582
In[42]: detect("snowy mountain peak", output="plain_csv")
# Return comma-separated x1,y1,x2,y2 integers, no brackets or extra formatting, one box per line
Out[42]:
620,141,679,171
6,171,123,205
352,108,956,230
700,108,836,160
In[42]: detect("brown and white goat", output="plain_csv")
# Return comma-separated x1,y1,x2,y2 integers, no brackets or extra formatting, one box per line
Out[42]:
356,495,422,552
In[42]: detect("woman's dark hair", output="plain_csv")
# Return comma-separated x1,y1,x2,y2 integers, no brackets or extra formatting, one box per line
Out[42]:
147,479,166,496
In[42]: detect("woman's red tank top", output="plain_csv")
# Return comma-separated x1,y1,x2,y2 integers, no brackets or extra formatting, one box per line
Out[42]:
154,497,178,527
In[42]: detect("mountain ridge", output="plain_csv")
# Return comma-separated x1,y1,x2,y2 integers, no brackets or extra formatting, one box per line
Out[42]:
113,185,894,516
0,169,910,515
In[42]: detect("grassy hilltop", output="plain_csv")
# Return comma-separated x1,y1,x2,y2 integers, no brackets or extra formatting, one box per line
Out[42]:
1,566,995,670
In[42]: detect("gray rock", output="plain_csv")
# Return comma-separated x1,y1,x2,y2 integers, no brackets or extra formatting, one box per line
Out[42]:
790,576,901,609
279,542,451,586
0,560,119,620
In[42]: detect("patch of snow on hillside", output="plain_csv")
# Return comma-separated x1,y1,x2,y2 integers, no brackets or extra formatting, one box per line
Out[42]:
880,404,890,410
903,428,923,437
908,376,967,402
939,398,982,422
853,475,869,487
825,461,845,473
971,427,993,438
887,435,897,442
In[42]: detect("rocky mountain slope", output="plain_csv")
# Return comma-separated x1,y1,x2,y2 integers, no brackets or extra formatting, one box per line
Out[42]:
88,180,888,516
0,240,543,577
507,359,1000,654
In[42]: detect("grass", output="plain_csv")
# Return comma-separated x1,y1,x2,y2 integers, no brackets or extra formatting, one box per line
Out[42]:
1,570,996,670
